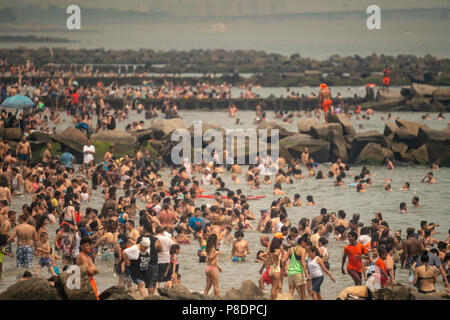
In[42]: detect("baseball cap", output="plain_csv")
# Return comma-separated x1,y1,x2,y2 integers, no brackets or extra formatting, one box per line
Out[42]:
140,237,150,248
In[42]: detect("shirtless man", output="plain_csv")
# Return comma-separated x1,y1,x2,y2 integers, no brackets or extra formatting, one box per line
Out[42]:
76,237,100,299
421,172,436,184
158,203,178,228
301,148,309,167
230,230,250,262
318,83,332,123
126,220,140,243
16,136,32,165
7,214,37,273
257,210,270,232
401,227,424,269
0,183,12,205
104,146,114,164
35,232,57,277
42,143,52,165
1,211,16,254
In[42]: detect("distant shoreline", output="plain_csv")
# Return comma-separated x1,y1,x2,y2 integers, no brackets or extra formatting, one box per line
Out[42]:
0,35,75,43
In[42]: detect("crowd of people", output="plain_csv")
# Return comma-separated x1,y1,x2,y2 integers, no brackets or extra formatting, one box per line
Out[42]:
0,72,448,300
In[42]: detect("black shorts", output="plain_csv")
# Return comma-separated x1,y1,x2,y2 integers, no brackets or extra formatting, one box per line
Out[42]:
335,225,346,235
158,263,171,282
146,264,159,289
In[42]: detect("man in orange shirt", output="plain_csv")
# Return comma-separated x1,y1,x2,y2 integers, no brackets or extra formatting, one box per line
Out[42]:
341,231,369,285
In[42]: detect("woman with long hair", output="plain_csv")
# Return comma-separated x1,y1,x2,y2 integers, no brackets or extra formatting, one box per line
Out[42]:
204,234,223,296
260,237,284,299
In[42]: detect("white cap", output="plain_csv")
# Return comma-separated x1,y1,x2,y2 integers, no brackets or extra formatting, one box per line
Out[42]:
140,237,150,247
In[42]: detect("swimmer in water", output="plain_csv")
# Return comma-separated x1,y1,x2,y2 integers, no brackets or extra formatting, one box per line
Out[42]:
421,172,436,184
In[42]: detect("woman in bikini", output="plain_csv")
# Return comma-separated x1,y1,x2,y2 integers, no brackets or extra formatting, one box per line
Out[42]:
204,234,222,297
260,237,284,300
414,251,437,294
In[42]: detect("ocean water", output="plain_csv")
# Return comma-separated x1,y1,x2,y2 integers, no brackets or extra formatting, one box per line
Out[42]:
0,109,449,299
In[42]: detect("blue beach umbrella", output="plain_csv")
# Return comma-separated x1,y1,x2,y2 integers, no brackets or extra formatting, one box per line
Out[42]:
1,95,35,109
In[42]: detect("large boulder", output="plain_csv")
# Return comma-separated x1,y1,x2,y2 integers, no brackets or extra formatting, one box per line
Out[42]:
432,87,450,102
91,129,137,145
383,122,399,136
418,127,450,145
371,286,415,300
310,123,343,140
394,120,430,148
133,128,155,143
237,280,265,300
0,127,23,141
329,130,348,162
188,122,226,138
297,118,316,134
337,285,370,300
57,267,98,300
356,143,394,165
52,126,88,154
223,280,266,300
256,121,292,139
412,83,437,97
348,130,386,163
328,113,356,136
279,134,330,163
0,278,61,300
151,118,186,139
417,127,450,166
361,98,405,111
389,141,408,154
395,120,428,136
400,86,415,99
158,284,208,300
410,145,429,164
407,96,433,111
99,286,136,300
377,89,403,100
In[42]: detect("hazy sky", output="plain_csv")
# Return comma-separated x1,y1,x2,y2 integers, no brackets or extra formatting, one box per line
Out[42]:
1,0,449,13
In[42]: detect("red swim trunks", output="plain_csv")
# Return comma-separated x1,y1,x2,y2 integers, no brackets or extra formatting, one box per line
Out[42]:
322,99,332,113
262,267,272,285
383,76,390,86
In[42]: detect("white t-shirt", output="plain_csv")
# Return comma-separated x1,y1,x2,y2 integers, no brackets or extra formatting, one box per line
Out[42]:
83,145,95,164
358,235,371,246
202,174,212,185
124,245,150,260
156,234,174,264
275,221,283,232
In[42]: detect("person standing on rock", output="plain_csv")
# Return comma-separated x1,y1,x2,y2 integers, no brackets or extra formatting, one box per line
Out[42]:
7,214,37,276
77,237,100,300
382,65,391,91
318,83,332,123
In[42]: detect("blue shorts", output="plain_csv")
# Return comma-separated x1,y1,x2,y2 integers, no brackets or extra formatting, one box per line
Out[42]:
311,276,324,293
39,257,52,268
232,256,245,262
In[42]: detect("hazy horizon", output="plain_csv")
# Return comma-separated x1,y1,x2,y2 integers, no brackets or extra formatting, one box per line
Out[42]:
0,0,449,59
